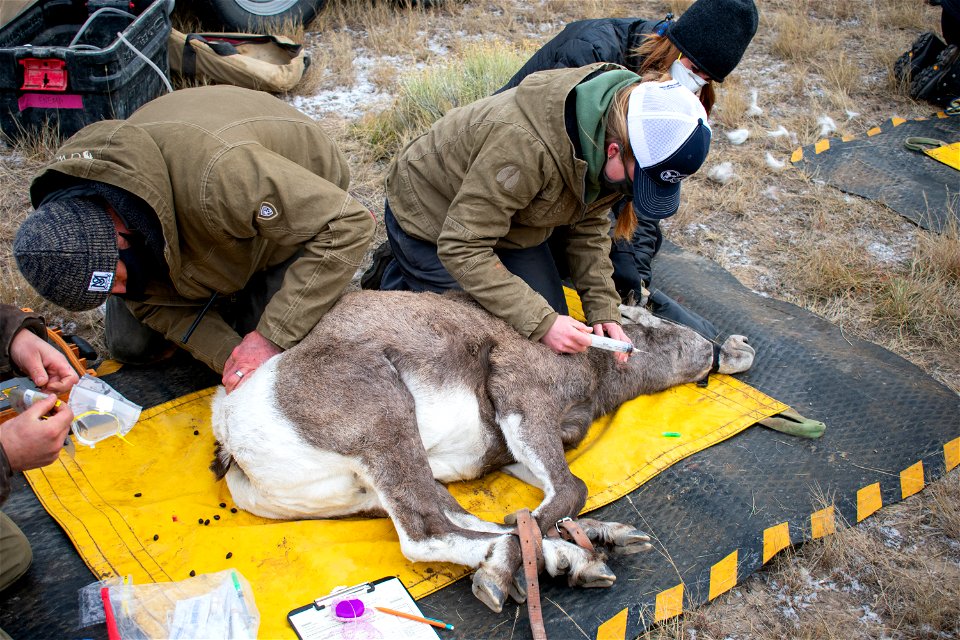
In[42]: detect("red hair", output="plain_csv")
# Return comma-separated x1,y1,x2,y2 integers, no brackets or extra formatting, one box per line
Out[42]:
632,34,716,115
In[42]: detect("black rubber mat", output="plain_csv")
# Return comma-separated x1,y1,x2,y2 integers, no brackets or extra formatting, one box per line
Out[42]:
791,113,959,233
1,243,957,639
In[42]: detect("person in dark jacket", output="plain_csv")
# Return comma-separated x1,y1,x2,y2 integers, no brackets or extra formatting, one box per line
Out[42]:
0,305,75,627
495,0,759,340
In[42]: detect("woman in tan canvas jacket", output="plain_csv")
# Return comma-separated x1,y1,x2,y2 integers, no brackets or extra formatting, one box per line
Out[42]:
377,63,712,360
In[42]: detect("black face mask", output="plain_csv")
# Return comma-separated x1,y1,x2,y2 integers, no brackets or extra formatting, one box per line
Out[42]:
602,173,634,197
117,232,164,301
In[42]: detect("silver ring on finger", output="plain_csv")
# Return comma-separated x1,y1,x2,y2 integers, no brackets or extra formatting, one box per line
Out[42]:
235,370,244,378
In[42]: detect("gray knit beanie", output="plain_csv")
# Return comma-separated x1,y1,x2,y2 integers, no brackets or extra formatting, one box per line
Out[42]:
14,197,118,311
666,0,759,82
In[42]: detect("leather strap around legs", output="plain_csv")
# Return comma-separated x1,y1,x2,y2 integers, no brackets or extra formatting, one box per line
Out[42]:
546,517,595,551
515,509,547,640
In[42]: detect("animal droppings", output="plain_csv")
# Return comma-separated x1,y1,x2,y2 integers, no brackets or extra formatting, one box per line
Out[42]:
214,515,221,520
193,430,199,436
204,519,210,525
189,570,196,577
230,508,238,513
134,492,142,497
226,552,233,559
198,518,203,524
153,534,159,541
219,502,226,508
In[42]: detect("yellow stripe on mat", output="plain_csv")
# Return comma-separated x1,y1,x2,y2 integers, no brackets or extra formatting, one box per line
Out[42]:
900,461,925,499
26,294,787,639
857,483,882,522
596,607,629,640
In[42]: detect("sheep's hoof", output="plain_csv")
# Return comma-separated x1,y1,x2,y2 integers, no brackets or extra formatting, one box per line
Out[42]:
571,561,616,589
615,531,653,555
472,571,507,612
577,519,653,555
509,567,527,603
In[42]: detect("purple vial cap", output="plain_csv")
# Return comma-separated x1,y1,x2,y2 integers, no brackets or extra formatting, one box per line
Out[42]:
334,598,365,619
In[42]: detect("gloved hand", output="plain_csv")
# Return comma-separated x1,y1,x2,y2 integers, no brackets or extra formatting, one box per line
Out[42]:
636,283,650,307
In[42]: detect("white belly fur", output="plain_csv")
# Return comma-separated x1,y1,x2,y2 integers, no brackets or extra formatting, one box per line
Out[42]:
400,372,490,482
211,356,382,520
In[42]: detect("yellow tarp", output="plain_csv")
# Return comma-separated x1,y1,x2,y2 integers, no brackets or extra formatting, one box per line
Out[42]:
925,141,960,171
25,293,787,638
26,379,785,638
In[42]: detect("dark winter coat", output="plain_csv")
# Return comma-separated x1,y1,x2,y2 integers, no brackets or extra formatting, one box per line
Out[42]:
496,17,669,93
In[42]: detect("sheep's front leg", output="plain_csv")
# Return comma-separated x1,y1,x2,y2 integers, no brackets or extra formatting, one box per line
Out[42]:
497,412,615,591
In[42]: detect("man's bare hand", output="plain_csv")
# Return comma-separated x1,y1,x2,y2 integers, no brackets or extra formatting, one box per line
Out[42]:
10,329,79,393
0,394,73,472
540,315,594,354
222,330,282,393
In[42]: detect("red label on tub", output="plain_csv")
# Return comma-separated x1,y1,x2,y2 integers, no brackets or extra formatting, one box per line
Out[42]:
18,93,84,111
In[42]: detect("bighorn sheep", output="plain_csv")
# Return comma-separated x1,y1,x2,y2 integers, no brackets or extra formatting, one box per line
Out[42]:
210,290,755,612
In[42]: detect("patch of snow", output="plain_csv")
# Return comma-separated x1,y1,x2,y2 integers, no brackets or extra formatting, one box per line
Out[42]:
866,242,897,264
859,604,882,625
778,605,800,624
425,36,450,56
287,54,398,120
877,525,904,549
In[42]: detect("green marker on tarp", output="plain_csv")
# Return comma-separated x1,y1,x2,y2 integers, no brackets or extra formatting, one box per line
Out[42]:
661,432,682,438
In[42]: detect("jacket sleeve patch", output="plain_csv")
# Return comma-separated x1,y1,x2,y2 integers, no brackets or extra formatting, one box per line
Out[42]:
258,202,280,220
496,165,521,191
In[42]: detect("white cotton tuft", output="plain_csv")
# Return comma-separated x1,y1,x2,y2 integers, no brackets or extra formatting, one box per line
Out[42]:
766,125,790,138
707,162,737,184
746,90,763,117
726,128,750,145
765,152,786,171
817,115,837,137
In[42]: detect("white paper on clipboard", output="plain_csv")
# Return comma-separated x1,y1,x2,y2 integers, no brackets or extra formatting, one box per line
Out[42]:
287,576,442,640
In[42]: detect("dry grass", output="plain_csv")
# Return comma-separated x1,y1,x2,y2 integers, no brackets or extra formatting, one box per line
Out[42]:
1,0,957,637
349,40,530,160
771,10,842,62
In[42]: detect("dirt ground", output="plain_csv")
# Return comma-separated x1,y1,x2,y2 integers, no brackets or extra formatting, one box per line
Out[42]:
1,0,958,638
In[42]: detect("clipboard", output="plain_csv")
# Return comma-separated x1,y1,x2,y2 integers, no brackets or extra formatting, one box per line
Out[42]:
287,576,442,640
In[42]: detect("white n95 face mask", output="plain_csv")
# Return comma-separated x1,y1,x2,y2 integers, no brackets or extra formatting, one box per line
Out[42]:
670,59,709,94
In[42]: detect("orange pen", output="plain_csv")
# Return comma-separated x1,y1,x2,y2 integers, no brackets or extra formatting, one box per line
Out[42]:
374,606,455,630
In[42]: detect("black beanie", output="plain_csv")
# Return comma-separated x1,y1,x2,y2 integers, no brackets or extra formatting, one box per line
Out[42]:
666,0,759,82
14,197,118,311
